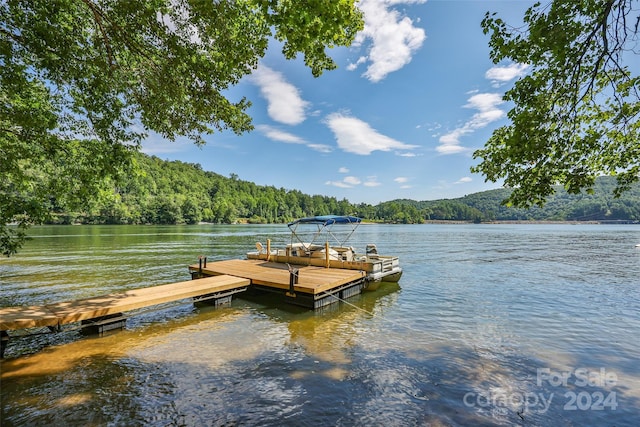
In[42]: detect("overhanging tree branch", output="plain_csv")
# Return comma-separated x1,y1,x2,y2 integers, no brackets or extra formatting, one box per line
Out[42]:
474,0,640,208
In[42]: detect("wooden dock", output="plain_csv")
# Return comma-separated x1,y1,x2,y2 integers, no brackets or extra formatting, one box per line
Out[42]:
0,275,249,357
189,259,367,309
2,259,369,358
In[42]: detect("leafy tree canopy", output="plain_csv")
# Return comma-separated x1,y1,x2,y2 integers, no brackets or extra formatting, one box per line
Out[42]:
472,0,640,208
0,0,363,255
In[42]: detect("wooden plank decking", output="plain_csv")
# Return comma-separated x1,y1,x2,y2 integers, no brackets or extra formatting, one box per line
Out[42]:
1,261,370,358
188,259,366,295
0,275,249,332
0,306,60,331
2,260,364,333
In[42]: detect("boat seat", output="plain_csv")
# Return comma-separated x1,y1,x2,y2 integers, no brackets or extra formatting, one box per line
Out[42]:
333,246,354,262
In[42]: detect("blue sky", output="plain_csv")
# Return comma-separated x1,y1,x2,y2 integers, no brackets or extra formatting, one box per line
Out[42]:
142,0,536,205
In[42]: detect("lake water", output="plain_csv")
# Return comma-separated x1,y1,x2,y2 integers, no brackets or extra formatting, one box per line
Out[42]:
1,224,639,426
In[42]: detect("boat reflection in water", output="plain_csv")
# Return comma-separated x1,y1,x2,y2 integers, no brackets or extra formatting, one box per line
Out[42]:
285,281,402,376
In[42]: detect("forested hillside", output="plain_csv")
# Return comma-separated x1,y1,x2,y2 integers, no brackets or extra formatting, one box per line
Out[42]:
378,178,640,223
54,154,360,225
51,153,640,225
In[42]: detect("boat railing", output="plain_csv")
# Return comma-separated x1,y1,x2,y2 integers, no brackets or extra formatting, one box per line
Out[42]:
380,257,394,272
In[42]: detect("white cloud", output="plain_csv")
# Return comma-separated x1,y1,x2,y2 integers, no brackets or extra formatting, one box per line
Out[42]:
249,64,309,125
326,175,381,189
394,176,412,189
307,144,333,153
455,177,473,184
465,93,504,112
437,93,505,154
347,56,367,71
339,167,350,173
257,125,333,153
257,125,305,144
485,63,529,83
350,0,426,82
325,112,417,155
344,176,362,185
436,144,467,155
325,180,353,188
434,62,527,155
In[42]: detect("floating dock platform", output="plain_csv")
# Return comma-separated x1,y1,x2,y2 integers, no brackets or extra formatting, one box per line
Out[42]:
1,259,369,358
189,259,368,310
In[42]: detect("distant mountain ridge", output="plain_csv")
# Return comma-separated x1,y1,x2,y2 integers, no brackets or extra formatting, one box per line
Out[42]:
378,176,640,222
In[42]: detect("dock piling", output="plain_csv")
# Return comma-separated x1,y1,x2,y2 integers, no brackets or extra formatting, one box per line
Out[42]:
81,313,127,336
286,265,299,297
1,331,8,358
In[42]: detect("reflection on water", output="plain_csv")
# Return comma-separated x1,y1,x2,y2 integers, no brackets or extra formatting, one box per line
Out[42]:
2,224,640,426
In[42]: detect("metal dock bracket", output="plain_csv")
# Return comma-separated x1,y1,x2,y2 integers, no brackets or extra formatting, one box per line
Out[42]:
286,264,299,297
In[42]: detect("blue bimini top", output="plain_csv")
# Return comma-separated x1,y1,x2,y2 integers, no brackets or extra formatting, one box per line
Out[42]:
287,215,362,227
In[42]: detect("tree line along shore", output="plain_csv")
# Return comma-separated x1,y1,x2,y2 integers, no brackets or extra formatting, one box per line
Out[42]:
46,153,640,226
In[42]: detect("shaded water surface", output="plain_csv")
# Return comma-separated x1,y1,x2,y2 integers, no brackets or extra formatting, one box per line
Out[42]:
2,224,639,426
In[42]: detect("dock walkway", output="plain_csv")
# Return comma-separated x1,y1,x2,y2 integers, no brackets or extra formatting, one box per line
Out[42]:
0,275,249,357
